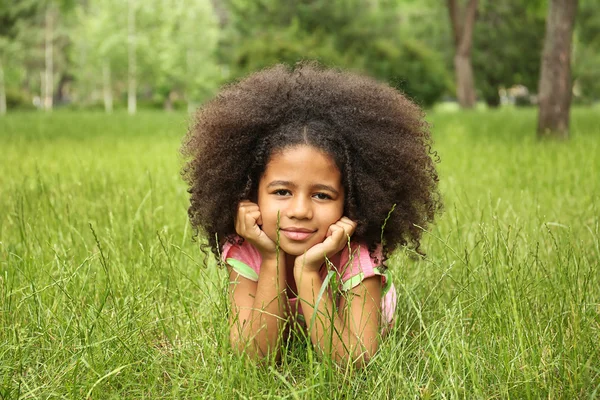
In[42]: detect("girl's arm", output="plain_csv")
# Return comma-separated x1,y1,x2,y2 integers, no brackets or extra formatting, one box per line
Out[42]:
293,217,382,367
294,269,381,367
228,200,286,359
228,253,287,359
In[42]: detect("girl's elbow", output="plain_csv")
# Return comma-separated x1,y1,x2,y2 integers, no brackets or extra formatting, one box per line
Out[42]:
229,331,277,361
230,331,257,357
335,341,379,369
352,345,378,369
229,332,247,354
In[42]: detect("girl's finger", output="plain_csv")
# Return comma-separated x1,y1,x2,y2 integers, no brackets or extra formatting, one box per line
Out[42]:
238,203,259,212
236,209,260,236
326,225,334,237
330,226,347,247
336,219,356,236
339,216,356,225
244,210,261,229
328,223,342,235
236,202,257,223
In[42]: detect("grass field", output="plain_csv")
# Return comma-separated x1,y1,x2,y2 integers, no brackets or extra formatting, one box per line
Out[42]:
1,109,599,398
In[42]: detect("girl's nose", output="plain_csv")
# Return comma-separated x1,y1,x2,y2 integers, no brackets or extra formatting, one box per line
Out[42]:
286,196,312,220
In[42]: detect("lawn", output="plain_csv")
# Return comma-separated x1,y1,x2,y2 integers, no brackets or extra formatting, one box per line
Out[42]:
1,109,599,398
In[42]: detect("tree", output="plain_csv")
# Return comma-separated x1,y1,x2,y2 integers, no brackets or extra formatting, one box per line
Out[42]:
0,0,76,112
149,0,219,112
447,0,478,108
537,0,578,139
71,0,127,112
43,3,56,111
0,0,44,113
127,0,136,114
71,0,219,112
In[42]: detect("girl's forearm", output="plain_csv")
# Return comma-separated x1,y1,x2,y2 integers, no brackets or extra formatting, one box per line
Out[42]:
232,256,287,358
294,269,371,366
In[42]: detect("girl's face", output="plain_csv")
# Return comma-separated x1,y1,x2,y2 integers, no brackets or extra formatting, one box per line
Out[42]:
257,145,345,256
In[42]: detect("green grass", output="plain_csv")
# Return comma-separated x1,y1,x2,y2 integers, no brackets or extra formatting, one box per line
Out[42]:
1,109,599,398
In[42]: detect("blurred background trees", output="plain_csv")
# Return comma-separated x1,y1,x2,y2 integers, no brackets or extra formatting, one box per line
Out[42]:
0,0,598,116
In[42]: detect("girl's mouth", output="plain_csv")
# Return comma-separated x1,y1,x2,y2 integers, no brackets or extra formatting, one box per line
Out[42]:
280,228,315,241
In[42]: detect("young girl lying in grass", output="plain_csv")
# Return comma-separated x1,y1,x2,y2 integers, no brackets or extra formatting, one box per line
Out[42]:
181,63,441,367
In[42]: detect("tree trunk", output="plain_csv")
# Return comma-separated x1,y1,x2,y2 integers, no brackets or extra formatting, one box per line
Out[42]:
447,0,478,109
209,0,229,27
0,60,6,115
44,6,54,111
56,74,72,104
454,54,476,108
127,0,137,115
103,63,113,113
186,49,194,114
537,0,578,139
164,91,174,111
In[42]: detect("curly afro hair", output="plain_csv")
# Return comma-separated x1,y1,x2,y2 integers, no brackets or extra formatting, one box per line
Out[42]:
181,63,441,261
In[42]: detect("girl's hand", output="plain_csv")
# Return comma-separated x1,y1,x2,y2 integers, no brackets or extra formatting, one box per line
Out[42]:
294,217,357,273
235,200,277,258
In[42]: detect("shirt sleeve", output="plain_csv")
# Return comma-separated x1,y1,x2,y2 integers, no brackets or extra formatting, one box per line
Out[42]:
222,238,262,282
338,243,392,296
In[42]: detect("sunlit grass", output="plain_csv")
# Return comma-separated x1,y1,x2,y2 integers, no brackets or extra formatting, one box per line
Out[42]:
1,108,599,398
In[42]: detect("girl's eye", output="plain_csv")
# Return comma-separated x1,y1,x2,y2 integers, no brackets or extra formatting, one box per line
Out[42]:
273,189,291,196
313,192,332,200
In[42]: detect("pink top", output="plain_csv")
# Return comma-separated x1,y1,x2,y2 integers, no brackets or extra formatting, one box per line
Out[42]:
222,239,397,327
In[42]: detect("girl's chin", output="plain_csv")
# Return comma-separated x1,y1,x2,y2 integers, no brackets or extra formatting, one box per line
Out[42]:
266,233,326,256
278,242,319,257
280,247,310,257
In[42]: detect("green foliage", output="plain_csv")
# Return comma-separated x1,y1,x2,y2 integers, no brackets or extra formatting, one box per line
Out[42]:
574,0,600,103
229,20,346,75
366,38,453,107
223,0,451,107
144,0,220,104
0,0,42,38
4,87,34,109
473,0,546,106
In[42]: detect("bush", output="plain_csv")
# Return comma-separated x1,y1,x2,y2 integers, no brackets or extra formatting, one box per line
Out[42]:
363,38,453,108
5,88,35,110
228,20,347,79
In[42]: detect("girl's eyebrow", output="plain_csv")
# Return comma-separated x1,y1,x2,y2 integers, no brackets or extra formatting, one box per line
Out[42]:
266,180,339,195
312,184,339,195
266,180,296,189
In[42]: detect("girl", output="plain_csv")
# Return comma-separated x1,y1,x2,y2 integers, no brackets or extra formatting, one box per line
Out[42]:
181,63,441,366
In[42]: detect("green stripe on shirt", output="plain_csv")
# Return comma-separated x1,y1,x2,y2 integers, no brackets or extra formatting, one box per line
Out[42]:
226,258,259,281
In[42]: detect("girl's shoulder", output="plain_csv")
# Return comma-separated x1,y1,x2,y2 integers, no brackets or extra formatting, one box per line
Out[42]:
335,242,383,276
222,237,262,281
334,242,393,297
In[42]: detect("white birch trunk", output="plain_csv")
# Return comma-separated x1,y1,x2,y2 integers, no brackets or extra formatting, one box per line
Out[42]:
103,63,113,113
186,49,193,114
0,60,6,115
44,7,54,111
127,0,137,115
40,71,44,109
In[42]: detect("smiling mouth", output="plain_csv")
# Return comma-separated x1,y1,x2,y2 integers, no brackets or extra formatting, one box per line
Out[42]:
280,228,315,241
